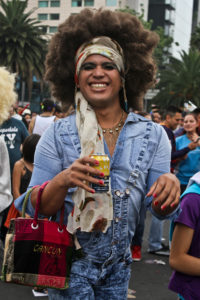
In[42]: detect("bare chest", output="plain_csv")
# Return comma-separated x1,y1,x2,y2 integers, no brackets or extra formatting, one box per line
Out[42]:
103,131,119,157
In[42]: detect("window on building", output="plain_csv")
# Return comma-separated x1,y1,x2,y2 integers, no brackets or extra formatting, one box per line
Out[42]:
39,26,48,34
84,0,94,6
165,0,176,8
49,26,58,33
106,0,117,6
165,9,170,21
38,1,48,7
164,25,170,35
50,14,60,20
71,0,82,7
50,0,60,7
38,13,48,20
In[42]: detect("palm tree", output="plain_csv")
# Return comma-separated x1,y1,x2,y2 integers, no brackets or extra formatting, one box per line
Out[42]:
152,49,200,108
191,25,200,51
0,0,48,102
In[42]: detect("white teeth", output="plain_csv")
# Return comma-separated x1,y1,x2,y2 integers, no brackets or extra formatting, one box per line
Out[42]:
91,83,106,88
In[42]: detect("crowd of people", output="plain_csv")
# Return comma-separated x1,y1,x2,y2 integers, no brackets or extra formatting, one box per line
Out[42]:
0,7,200,300
0,95,71,295
0,98,69,243
135,105,200,300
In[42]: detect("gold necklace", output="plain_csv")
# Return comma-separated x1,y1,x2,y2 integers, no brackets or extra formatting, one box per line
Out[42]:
101,110,124,134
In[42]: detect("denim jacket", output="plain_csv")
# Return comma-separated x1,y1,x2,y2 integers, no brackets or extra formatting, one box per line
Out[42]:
15,112,180,265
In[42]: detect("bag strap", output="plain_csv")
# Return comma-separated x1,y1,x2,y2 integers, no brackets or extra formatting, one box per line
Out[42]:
22,186,39,217
33,181,65,230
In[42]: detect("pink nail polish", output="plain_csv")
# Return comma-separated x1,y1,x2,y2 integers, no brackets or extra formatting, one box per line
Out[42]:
153,193,157,198
161,205,166,210
95,160,99,165
100,172,104,177
99,180,104,185
90,189,95,194
154,200,158,206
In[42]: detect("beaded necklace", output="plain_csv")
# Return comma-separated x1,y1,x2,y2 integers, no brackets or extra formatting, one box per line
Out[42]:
101,110,124,134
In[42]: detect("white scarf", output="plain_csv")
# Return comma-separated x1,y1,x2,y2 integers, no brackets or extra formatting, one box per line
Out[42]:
67,91,113,234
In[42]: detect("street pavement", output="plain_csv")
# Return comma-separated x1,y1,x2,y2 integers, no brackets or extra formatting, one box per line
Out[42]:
0,211,177,300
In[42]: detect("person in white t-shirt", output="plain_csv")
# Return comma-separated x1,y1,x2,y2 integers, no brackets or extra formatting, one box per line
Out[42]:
29,99,57,135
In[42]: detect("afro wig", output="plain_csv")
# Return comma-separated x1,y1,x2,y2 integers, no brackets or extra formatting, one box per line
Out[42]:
45,8,159,111
0,67,17,125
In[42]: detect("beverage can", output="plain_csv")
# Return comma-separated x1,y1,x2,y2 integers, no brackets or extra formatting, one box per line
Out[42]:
90,154,110,192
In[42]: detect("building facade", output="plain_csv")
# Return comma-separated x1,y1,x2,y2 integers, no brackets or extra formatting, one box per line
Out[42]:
192,0,200,30
25,0,149,34
148,0,194,59
172,0,194,59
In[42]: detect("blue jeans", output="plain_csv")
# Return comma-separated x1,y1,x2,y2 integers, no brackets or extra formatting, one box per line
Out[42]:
148,215,163,251
48,259,131,299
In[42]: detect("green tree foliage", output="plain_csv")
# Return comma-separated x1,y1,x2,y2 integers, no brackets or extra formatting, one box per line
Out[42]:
191,25,200,51
0,0,48,100
152,50,200,108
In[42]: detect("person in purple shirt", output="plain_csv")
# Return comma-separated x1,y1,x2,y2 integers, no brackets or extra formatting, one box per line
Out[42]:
169,172,200,300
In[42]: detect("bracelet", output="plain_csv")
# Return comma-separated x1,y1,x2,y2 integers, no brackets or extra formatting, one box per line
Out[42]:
33,181,50,226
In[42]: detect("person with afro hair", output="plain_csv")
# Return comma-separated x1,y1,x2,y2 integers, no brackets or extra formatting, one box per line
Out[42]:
15,9,180,299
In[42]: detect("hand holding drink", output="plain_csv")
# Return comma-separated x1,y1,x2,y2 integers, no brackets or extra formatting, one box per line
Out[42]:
90,154,110,193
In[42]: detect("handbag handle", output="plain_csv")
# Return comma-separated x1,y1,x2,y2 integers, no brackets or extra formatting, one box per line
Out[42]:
22,186,39,217
32,181,65,231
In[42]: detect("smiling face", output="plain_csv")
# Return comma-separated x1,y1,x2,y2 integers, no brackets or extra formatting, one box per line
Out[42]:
167,112,182,130
78,54,122,109
183,114,198,133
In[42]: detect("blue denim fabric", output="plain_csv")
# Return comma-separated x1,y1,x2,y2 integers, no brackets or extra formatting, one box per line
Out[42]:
15,112,180,298
48,260,131,299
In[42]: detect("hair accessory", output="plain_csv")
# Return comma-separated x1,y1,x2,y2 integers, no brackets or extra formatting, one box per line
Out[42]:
75,37,125,82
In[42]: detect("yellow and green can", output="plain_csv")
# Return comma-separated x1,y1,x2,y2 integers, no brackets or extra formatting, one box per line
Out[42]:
90,154,110,192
